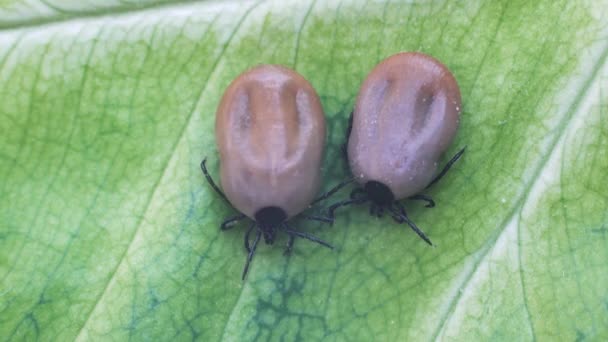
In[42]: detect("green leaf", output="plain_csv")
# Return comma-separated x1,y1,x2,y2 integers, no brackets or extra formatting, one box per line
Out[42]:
1,0,607,340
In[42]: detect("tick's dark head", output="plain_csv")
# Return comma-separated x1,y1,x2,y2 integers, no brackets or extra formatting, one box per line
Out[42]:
364,181,395,207
254,206,287,244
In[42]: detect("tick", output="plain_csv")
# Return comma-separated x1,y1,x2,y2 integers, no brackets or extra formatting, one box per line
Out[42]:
201,65,347,279
328,52,465,245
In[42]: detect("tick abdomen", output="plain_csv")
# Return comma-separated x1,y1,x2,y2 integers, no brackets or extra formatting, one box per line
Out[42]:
215,65,326,219
348,52,461,199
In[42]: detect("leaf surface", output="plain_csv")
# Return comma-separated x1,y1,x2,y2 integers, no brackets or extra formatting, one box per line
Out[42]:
1,0,607,340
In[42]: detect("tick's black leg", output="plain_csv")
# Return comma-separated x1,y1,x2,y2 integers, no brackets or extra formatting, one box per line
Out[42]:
389,201,409,223
284,232,295,256
221,213,247,230
408,194,436,208
244,222,255,253
341,111,354,162
200,158,231,206
242,225,261,280
284,226,334,250
310,177,355,206
327,197,368,223
300,214,333,225
391,202,433,246
390,206,405,223
425,147,466,189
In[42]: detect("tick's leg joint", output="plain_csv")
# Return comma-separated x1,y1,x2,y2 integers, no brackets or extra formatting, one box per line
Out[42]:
284,233,295,256
408,194,435,208
221,213,247,230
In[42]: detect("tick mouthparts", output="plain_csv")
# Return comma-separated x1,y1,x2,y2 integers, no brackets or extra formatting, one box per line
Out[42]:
263,232,274,244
